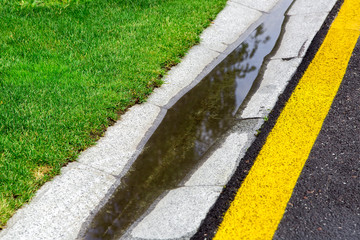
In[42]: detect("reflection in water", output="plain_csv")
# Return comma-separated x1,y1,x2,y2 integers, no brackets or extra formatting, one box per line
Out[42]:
84,1,291,239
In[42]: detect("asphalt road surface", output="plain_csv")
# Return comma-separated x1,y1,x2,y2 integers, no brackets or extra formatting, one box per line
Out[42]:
274,28,360,240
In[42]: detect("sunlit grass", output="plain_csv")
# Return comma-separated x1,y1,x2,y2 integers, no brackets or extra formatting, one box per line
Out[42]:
0,0,227,228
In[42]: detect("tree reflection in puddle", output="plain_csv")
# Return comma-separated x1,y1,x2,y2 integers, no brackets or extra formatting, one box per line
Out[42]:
84,1,292,239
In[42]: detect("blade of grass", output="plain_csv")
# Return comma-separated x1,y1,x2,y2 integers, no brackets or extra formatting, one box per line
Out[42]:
0,0,227,227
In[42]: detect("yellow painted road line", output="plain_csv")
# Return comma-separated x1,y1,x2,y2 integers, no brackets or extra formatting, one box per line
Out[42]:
214,0,360,239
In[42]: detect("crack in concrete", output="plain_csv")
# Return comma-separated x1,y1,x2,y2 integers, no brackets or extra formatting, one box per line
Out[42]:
229,0,267,14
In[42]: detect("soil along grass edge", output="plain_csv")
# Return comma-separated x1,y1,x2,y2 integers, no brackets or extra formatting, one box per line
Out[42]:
0,0,227,228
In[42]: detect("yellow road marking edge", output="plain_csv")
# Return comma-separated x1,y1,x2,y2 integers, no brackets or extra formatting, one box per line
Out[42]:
214,0,360,239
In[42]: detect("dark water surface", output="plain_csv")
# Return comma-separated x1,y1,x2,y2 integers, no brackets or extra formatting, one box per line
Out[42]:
83,1,292,239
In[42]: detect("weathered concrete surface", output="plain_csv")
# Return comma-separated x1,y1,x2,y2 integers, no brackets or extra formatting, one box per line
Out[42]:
123,120,263,239
200,2,262,53
79,103,160,175
0,163,115,240
185,119,263,187
147,45,220,108
240,58,302,119
271,13,329,59
128,186,223,240
241,1,338,119
287,0,338,15
185,132,248,187
148,1,264,109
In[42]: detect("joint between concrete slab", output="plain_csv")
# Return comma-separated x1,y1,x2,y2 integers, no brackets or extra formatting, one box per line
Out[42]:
236,117,263,121
270,56,304,61
229,0,267,13
174,184,226,188
286,11,332,16
77,161,119,179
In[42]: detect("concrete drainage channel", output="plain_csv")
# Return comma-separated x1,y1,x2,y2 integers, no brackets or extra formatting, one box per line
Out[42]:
82,1,292,239
0,0,338,239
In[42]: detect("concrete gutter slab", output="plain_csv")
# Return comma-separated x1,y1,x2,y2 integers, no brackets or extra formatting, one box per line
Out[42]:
78,103,161,175
200,2,262,52
147,45,220,108
287,0,338,15
0,163,115,240
128,186,223,240
240,58,302,119
185,119,263,187
185,132,248,187
124,118,264,240
271,13,329,59
166,45,220,89
145,84,183,108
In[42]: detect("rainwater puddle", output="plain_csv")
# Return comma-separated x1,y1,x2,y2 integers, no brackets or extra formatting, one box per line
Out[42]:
84,1,292,239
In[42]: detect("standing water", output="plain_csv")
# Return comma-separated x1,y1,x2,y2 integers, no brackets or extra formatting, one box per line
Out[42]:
83,0,293,239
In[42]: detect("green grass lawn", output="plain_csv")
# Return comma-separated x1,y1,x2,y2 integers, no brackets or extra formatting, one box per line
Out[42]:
0,0,227,228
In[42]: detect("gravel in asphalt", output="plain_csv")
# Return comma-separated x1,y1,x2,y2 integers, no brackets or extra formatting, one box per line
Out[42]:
273,31,360,240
